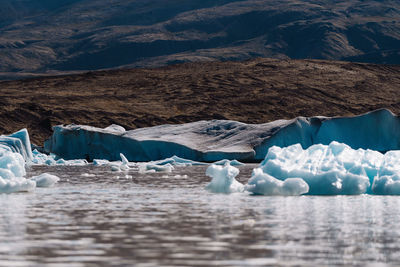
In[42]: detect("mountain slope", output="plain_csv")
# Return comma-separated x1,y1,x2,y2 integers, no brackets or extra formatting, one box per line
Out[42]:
0,0,400,78
0,58,399,144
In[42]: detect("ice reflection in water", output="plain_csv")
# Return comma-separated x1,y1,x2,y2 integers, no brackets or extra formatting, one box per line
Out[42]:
0,165,399,266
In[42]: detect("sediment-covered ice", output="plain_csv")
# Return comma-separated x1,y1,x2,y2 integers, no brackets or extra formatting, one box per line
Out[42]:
30,173,60,187
44,109,400,162
258,141,400,195
205,163,244,193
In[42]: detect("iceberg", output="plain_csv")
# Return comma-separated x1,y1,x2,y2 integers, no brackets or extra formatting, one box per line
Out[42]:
205,163,244,193
0,130,36,193
44,109,400,163
257,141,400,195
44,121,260,162
0,129,61,193
0,129,32,162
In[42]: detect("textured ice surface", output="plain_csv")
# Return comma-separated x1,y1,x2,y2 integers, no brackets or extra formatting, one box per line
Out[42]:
45,109,400,162
0,130,62,193
246,168,309,196
30,173,60,187
205,163,244,193
259,141,400,195
0,129,32,162
0,131,35,193
31,149,88,166
0,148,35,194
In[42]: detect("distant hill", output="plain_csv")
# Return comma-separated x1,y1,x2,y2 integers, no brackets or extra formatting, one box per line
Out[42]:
0,0,400,78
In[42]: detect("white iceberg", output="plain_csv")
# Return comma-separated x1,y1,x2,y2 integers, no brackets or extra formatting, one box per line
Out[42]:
0,129,62,193
0,132,35,193
246,168,309,196
256,141,400,195
0,128,32,162
30,173,60,187
205,163,244,193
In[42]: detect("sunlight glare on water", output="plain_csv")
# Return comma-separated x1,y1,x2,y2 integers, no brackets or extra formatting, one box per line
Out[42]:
0,165,399,266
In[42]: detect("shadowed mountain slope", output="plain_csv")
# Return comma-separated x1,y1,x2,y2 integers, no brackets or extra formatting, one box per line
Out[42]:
1,0,400,78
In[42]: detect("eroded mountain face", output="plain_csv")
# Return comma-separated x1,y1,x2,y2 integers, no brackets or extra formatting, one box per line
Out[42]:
0,0,399,78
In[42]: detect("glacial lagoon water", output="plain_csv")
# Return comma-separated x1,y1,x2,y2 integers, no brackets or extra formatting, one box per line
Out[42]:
1,164,400,266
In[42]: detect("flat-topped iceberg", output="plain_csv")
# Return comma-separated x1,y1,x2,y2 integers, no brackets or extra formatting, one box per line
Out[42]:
44,109,400,162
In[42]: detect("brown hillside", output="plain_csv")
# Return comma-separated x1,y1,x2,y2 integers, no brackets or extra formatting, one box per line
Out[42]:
0,58,400,145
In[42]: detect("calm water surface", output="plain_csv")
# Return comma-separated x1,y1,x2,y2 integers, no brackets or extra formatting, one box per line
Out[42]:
0,165,399,266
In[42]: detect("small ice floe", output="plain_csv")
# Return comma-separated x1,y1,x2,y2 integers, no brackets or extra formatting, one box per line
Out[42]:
29,173,60,188
109,153,131,172
174,174,188,178
245,168,309,196
149,155,207,167
31,149,88,166
138,163,174,173
205,163,244,194
81,173,96,177
136,155,207,173
213,159,245,166
93,159,110,166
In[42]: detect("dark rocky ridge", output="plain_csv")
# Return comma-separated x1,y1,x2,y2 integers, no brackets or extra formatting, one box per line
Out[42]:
0,58,399,145
1,0,400,79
